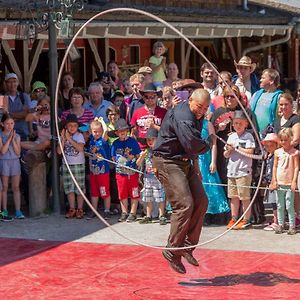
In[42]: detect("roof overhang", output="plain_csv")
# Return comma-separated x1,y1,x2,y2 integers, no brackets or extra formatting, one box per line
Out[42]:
75,21,293,39
0,21,293,40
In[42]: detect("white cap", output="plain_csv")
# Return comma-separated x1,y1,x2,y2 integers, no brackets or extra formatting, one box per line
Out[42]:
5,73,18,81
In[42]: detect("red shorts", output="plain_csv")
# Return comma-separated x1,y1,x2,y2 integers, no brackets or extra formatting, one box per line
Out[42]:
90,173,110,198
116,173,140,200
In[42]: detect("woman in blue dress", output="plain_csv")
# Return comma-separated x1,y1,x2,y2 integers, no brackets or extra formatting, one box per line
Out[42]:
198,119,230,225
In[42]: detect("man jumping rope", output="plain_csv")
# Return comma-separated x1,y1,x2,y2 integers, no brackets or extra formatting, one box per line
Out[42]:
153,88,211,274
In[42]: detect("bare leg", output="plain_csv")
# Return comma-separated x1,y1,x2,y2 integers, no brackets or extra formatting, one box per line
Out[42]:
77,194,84,209
130,199,139,215
230,197,240,219
91,196,99,210
146,202,153,218
120,199,128,214
1,176,9,211
242,199,252,220
103,196,111,211
11,175,21,211
67,192,75,209
158,202,165,217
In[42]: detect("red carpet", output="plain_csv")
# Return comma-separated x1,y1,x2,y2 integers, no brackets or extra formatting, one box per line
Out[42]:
0,238,300,299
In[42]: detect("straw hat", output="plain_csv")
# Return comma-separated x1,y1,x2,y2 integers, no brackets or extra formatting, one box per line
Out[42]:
234,56,256,73
137,66,152,74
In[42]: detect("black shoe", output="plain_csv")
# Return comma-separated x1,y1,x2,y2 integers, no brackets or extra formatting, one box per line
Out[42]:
103,211,111,220
162,250,186,274
86,211,96,220
182,252,199,266
118,213,128,222
126,213,137,223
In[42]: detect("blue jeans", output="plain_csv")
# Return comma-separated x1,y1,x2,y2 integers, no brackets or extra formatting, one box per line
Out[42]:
276,185,295,226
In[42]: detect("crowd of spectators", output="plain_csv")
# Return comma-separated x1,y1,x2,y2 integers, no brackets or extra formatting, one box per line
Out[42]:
0,41,300,234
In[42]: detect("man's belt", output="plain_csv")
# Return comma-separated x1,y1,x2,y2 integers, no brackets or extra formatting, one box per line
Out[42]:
153,152,189,162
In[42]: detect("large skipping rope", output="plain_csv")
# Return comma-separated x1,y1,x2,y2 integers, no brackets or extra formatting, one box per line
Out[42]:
55,8,266,251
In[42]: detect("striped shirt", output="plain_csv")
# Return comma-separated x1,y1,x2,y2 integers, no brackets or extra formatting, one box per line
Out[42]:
61,108,94,124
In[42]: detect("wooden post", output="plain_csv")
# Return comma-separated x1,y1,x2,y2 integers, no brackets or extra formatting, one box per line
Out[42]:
237,37,242,59
23,40,29,92
25,150,48,217
295,37,299,81
180,38,185,79
29,162,47,217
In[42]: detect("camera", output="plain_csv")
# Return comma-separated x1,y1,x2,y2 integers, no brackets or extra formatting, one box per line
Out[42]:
36,105,49,112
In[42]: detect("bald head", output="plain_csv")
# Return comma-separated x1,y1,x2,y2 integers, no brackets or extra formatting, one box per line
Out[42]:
189,89,210,119
190,88,210,103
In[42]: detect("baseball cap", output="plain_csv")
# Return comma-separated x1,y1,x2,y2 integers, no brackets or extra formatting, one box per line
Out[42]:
5,73,18,81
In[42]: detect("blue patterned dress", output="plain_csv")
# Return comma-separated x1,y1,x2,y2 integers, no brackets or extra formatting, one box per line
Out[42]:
198,120,230,214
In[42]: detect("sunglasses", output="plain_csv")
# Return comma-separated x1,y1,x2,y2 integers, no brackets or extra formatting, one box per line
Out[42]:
35,89,46,93
144,95,157,100
224,95,236,99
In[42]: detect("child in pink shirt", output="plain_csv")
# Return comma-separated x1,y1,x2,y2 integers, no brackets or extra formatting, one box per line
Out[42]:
271,128,299,235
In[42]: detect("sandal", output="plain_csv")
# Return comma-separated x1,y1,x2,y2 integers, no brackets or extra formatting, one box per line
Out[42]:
76,208,84,219
65,208,76,219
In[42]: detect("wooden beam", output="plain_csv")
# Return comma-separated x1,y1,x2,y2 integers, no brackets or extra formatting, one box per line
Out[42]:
226,38,237,62
183,42,192,78
237,37,242,59
87,38,104,71
295,38,299,81
23,40,29,92
2,40,23,88
180,38,185,78
28,39,45,88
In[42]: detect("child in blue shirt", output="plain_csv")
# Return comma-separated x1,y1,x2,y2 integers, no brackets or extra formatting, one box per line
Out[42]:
111,119,141,222
87,117,112,220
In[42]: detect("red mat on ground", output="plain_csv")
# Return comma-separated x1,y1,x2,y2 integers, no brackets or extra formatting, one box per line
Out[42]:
0,238,300,299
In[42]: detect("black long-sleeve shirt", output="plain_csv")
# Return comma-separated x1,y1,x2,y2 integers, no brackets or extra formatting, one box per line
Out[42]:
153,101,210,160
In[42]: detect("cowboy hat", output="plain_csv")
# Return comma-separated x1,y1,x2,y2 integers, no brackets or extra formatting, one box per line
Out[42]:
175,79,203,91
107,118,133,138
137,128,159,145
234,56,256,73
137,66,152,74
140,83,162,98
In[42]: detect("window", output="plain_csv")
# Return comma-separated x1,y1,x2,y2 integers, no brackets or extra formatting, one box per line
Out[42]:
130,45,140,65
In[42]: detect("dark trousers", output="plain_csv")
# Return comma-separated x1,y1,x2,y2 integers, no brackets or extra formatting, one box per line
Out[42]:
153,156,208,256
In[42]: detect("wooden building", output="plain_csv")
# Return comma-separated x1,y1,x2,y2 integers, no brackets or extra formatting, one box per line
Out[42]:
0,0,299,92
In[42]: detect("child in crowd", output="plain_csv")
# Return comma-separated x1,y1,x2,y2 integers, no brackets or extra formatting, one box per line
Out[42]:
123,79,133,99
58,114,86,219
111,118,141,222
106,106,121,211
21,96,51,151
113,90,125,108
136,128,167,225
0,114,23,219
261,133,279,231
149,41,166,88
270,128,299,235
87,117,112,220
224,110,255,229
